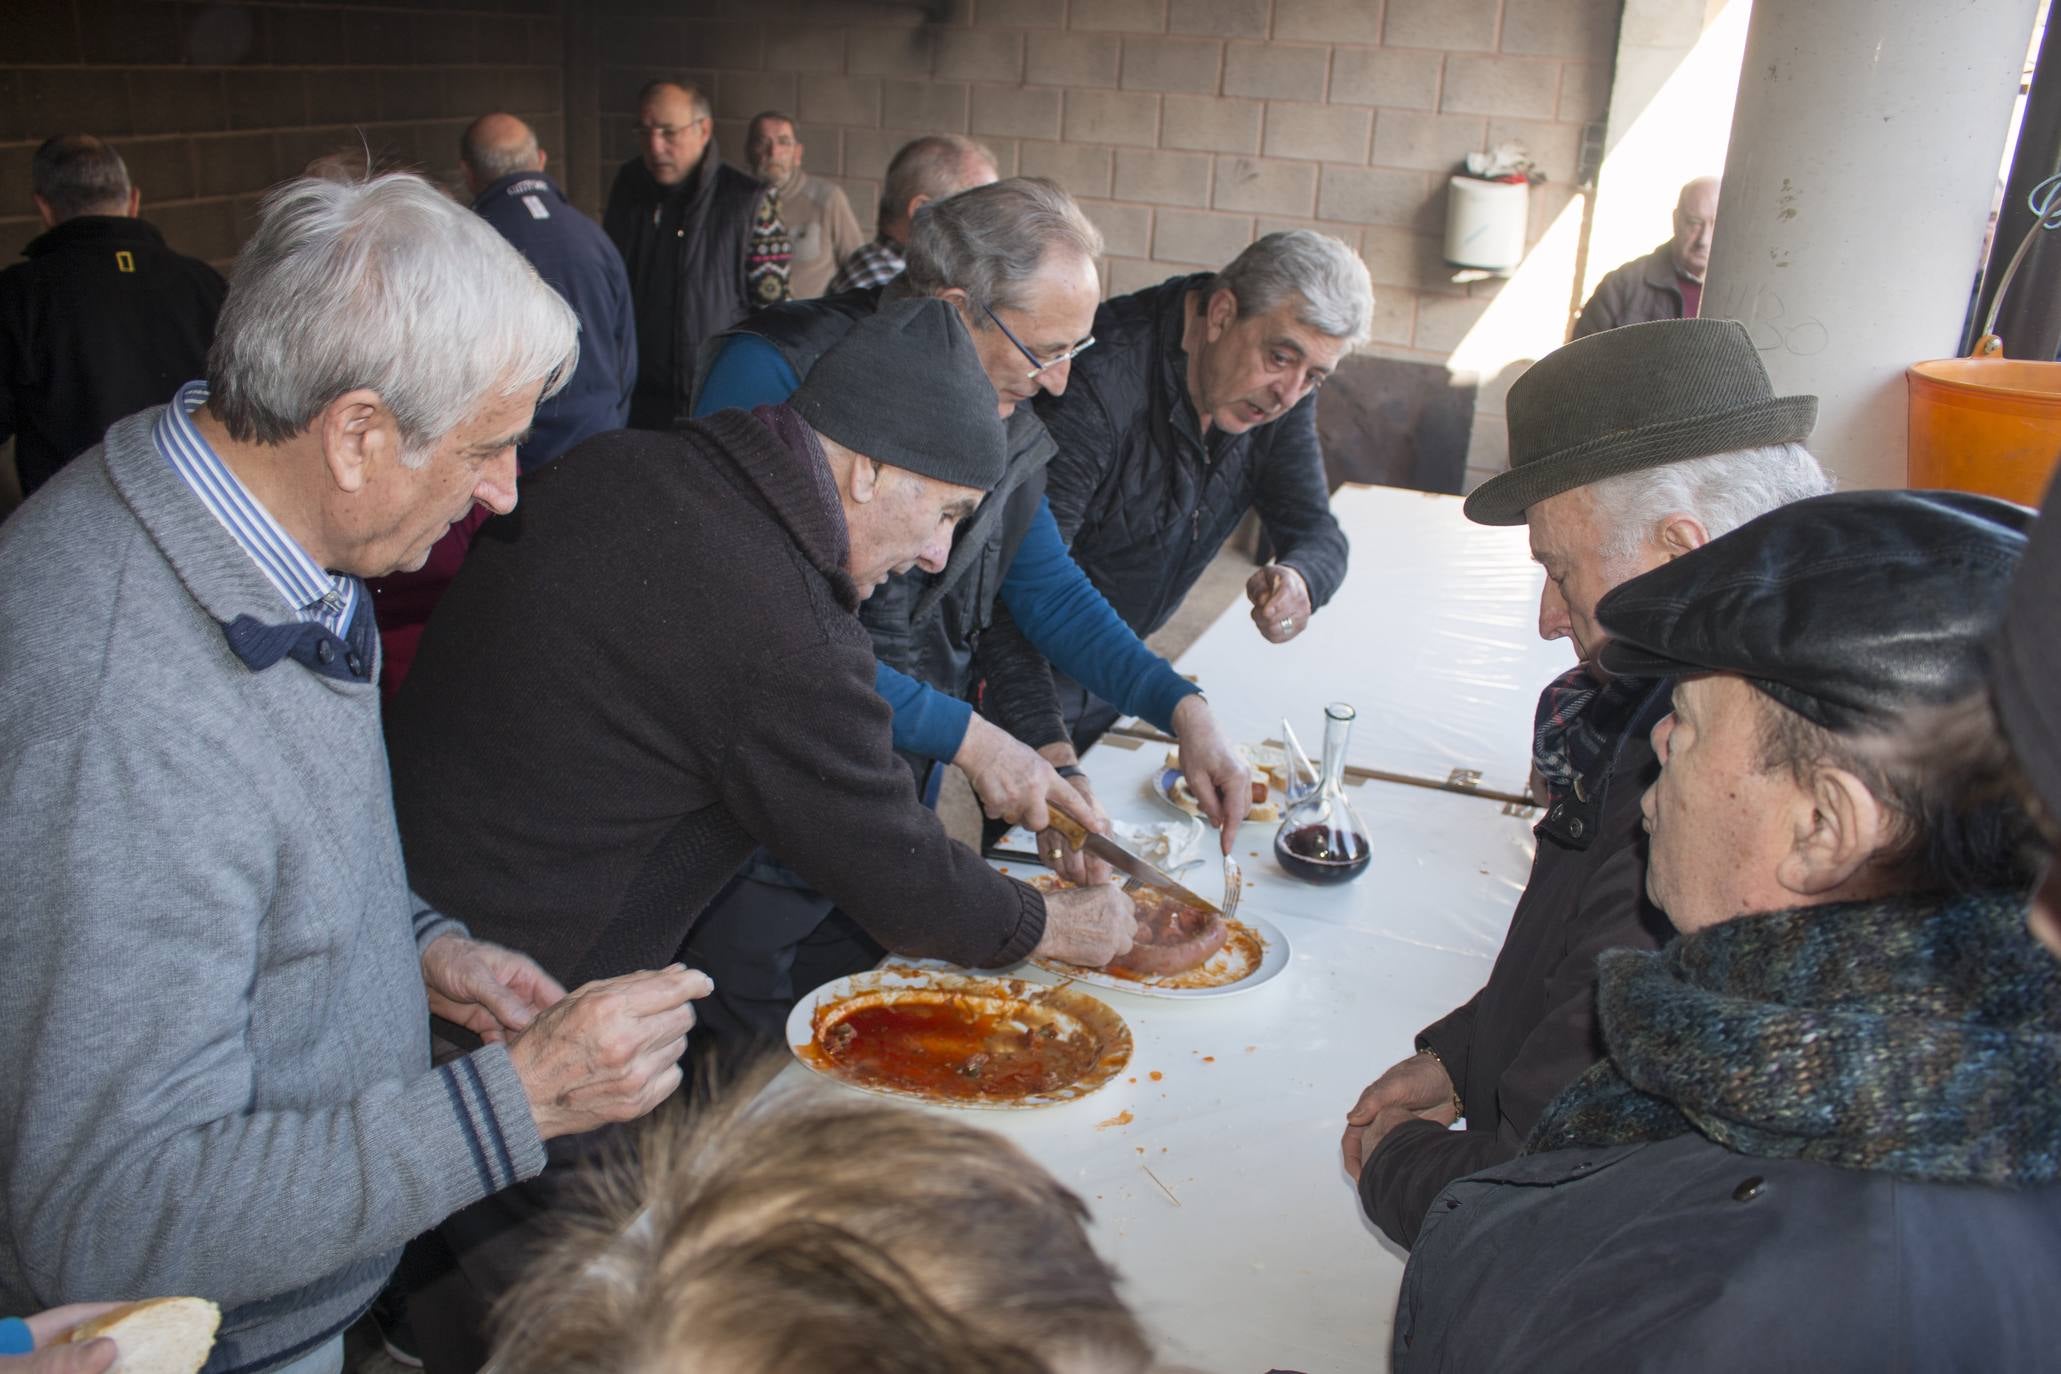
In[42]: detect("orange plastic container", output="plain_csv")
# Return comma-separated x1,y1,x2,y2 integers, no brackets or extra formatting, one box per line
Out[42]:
1907,357,2061,505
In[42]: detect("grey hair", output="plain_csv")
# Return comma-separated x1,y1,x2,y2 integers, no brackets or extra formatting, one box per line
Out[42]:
636,79,710,123
1588,442,1833,559
206,172,579,466
32,135,132,221
1211,230,1374,349
901,177,1103,323
881,134,997,232
459,122,542,183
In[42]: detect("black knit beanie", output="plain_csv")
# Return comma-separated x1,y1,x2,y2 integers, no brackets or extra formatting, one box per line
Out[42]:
790,295,1008,491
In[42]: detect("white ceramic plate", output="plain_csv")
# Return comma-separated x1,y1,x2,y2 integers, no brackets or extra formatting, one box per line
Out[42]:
787,965,1133,1109
1031,911,1291,1000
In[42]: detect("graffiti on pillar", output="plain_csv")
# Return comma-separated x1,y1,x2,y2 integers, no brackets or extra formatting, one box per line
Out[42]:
1709,279,1828,358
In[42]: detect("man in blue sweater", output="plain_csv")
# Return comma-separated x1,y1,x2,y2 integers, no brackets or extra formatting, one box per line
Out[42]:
460,114,635,473
689,177,1253,1040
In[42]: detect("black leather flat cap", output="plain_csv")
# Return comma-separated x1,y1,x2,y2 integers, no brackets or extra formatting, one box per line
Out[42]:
1596,490,2033,731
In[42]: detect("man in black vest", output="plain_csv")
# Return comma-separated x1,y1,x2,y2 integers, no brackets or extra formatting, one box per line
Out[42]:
605,80,789,431
0,134,226,500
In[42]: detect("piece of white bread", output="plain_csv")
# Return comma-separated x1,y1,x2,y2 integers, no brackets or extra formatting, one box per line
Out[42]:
67,1298,221,1374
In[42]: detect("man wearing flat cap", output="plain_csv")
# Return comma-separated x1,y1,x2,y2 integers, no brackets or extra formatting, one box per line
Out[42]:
1395,490,2061,1371
1343,318,1830,1247
382,297,1139,1370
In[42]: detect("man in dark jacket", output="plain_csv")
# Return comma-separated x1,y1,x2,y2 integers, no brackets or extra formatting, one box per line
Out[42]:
1343,320,1830,1248
686,178,1254,1041
605,80,788,431
1393,491,2059,1373
1034,231,1366,750
1571,176,1717,338
386,297,1139,1372
0,134,225,497
463,113,634,472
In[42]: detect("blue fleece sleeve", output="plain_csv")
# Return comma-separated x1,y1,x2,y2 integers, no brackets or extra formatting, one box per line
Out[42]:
874,661,974,760
692,334,802,417
1001,499,1199,733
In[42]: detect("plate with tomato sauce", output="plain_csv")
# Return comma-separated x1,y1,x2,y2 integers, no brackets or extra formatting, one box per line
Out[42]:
788,966,1133,1109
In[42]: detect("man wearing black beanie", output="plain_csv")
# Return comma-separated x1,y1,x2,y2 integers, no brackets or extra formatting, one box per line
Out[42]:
381,297,1139,1371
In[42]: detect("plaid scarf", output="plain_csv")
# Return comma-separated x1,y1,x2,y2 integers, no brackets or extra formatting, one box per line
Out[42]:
1531,665,1654,806
1528,889,2061,1186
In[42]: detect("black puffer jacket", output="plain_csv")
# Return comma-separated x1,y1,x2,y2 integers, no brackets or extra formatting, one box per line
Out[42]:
1036,272,1348,638
696,287,1054,704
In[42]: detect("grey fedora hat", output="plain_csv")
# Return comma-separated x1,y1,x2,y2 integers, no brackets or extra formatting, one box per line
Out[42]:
1462,317,1818,527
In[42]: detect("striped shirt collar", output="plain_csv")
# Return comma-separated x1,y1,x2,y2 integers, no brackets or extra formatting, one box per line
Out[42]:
155,380,358,637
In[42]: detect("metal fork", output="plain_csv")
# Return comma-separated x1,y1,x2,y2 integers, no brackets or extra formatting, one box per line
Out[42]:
1220,854,1243,920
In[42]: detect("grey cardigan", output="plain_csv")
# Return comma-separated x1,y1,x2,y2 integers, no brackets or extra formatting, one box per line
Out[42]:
0,410,545,1374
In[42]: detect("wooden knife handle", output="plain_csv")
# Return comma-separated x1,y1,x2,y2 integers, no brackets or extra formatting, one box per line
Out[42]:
1044,805,1090,850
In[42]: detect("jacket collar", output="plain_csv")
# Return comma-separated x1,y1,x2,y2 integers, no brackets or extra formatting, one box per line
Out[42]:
25,215,167,259
698,405,859,612
102,408,314,630
618,139,726,212
1641,242,1688,293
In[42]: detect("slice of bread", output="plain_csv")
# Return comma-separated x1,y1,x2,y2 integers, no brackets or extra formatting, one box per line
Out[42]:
67,1298,220,1374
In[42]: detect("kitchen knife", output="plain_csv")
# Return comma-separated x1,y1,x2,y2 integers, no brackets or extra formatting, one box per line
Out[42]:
1043,807,1225,917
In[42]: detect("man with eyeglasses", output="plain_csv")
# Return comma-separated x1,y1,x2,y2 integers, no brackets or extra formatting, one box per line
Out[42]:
604,79,790,431
681,177,1256,1046
1030,231,1369,750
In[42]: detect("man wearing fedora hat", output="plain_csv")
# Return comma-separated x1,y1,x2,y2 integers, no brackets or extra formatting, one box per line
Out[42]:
1341,317,1829,1247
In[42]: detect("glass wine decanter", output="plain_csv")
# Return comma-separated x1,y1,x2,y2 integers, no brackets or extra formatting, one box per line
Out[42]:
1274,701,1372,884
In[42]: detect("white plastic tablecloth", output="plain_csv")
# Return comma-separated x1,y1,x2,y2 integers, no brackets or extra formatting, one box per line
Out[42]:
1141,482,1574,799
773,486,1557,1373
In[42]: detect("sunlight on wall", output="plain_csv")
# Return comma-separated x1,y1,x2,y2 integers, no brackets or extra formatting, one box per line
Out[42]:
1445,1,1750,396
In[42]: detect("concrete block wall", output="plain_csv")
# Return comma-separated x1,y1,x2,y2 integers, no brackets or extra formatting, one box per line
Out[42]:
0,0,567,268
568,0,1617,374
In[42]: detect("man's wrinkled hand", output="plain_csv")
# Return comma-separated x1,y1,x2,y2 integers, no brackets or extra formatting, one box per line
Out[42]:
954,716,1096,834
1171,695,1251,852
1340,1051,1460,1179
422,934,568,1043
507,965,712,1140
1247,565,1312,644
1034,759,1114,886
1031,883,1136,968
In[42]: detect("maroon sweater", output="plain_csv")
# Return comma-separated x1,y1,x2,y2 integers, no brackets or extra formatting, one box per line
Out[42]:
385,405,1045,985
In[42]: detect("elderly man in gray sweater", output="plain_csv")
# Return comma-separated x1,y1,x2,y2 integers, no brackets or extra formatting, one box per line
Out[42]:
0,173,707,1374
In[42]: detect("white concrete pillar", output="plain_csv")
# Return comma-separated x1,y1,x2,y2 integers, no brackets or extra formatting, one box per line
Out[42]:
1701,0,2039,490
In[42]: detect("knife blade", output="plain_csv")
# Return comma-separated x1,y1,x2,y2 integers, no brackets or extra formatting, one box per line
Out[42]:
1042,808,1225,916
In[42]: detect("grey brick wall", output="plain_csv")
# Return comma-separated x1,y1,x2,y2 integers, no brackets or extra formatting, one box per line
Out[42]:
0,0,567,268
567,0,1617,371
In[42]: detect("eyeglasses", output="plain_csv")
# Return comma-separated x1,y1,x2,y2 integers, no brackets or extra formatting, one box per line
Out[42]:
982,304,1095,380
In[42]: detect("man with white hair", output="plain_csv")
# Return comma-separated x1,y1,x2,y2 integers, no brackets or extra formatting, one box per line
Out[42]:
1572,175,1719,338
0,173,707,1374
1341,318,1831,1249
1027,231,1371,750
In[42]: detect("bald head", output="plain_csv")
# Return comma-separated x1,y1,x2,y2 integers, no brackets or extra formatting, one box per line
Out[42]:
460,113,545,195
1671,176,1719,281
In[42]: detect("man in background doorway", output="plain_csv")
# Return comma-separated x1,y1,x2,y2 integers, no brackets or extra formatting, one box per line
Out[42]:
1572,176,1718,338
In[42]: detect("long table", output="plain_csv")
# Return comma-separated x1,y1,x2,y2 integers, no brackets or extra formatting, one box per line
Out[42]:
774,485,1570,1373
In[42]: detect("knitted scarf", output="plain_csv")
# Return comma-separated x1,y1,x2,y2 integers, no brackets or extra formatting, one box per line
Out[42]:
1530,665,1655,806
1527,889,2061,1185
